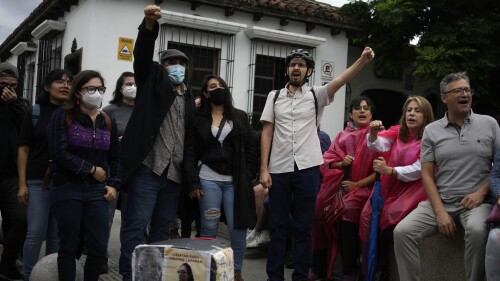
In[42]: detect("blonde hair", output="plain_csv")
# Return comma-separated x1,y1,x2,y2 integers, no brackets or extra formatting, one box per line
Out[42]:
398,96,434,142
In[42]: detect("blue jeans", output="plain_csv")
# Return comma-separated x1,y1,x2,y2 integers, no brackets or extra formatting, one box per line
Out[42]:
266,165,320,281
105,191,119,258
119,165,182,280
22,180,58,276
199,179,246,270
51,182,109,281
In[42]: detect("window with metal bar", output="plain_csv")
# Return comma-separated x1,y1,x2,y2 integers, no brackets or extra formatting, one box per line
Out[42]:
248,40,315,130
35,33,63,98
159,24,235,98
18,52,36,104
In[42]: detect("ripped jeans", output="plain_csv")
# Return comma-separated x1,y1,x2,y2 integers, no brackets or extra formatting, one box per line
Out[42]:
199,179,246,270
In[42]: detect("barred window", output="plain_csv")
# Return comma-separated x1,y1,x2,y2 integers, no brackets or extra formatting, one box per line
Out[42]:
159,24,235,98
16,51,36,104
248,40,315,130
36,32,63,97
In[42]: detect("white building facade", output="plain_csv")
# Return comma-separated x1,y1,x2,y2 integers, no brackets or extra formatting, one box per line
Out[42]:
1,0,364,137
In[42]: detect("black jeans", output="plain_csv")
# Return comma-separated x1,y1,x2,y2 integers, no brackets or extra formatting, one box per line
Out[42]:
0,177,27,271
339,221,360,274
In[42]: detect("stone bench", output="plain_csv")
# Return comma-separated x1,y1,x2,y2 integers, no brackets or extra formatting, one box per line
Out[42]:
388,225,466,281
220,223,469,281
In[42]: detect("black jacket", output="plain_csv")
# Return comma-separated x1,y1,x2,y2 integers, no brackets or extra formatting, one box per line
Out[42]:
120,19,195,187
0,98,29,179
184,109,257,229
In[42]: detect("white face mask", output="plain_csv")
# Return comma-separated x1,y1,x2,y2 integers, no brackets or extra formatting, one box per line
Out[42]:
122,85,136,99
81,91,103,109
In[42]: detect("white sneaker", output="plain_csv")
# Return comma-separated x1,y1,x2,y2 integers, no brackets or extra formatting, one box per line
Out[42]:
246,230,259,244
246,234,260,248
246,230,270,248
258,230,270,245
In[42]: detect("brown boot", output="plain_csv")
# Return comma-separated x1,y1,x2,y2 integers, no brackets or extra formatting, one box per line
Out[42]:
235,270,244,281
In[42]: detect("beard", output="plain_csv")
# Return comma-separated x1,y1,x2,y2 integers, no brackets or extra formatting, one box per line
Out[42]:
289,79,302,87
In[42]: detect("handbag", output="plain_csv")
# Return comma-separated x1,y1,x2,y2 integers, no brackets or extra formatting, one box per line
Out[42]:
323,166,350,227
486,203,500,223
324,188,346,227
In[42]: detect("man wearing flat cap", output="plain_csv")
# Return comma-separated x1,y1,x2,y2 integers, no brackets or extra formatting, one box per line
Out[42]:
118,5,196,281
0,62,28,281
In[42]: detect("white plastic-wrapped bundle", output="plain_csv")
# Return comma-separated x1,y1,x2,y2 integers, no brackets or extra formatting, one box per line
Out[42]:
132,238,233,281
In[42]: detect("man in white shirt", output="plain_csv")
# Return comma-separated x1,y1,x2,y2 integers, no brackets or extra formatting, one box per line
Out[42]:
259,47,375,281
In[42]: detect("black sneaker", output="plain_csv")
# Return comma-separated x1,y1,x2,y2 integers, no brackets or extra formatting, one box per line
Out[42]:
100,259,109,274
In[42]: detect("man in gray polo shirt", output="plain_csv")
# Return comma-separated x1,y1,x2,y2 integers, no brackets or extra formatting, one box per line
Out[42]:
259,47,374,281
394,72,500,281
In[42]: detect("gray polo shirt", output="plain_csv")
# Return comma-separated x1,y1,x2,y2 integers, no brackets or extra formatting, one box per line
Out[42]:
421,111,500,203
260,83,332,173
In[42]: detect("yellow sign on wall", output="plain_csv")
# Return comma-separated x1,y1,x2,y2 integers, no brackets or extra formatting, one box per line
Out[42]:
118,37,134,61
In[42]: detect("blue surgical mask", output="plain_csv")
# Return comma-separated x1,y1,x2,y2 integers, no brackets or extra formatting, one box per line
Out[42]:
167,64,185,85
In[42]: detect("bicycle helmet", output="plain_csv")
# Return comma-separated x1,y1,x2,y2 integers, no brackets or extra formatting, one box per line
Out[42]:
285,49,315,69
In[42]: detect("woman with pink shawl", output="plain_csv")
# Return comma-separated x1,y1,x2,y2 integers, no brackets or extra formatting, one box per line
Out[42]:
309,96,378,281
359,96,434,280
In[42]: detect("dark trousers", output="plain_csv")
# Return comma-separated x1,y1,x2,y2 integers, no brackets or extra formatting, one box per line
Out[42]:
266,165,320,281
339,221,360,274
51,182,109,281
0,177,27,271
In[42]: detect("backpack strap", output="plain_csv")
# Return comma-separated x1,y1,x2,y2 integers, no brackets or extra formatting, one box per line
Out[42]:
31,104,40,127
310,87,318,127
273,88,281,104
100,111,113,133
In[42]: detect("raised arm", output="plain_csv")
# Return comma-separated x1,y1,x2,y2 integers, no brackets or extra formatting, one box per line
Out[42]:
133,5,161,84
326,47,375,100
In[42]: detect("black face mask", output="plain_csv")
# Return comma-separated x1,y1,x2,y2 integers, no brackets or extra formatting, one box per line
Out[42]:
209,88,226,105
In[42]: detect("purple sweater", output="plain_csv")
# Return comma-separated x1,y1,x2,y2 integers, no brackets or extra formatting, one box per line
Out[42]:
48,107,121,188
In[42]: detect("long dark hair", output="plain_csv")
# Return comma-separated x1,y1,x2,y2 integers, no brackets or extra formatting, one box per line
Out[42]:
109,71,134,104
63,70,105,118
180,263,194,281
35,68,73,105
200,75,243,128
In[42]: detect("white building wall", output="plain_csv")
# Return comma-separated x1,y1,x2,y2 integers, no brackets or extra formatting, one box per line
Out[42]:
63,0,144,98
9,0,357,137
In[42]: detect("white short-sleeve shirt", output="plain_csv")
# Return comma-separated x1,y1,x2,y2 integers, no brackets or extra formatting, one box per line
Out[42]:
260,83,332,173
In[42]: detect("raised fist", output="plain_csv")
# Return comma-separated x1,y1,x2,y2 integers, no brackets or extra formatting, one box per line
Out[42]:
144,5,161,22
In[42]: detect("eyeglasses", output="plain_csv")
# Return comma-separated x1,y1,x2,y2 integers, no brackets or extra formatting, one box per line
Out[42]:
177,270,187,274
353,105,371,111
124,82,136,87
444,87,474,96
80,86,106,94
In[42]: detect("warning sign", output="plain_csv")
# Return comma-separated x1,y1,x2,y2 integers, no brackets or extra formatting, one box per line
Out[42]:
118,37,134,61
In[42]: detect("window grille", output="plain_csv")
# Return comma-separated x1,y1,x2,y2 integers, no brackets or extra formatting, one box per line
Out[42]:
159,24,235,98
36,33,62,97
18,52,36,104
16,51,35,104
248,40,315,130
